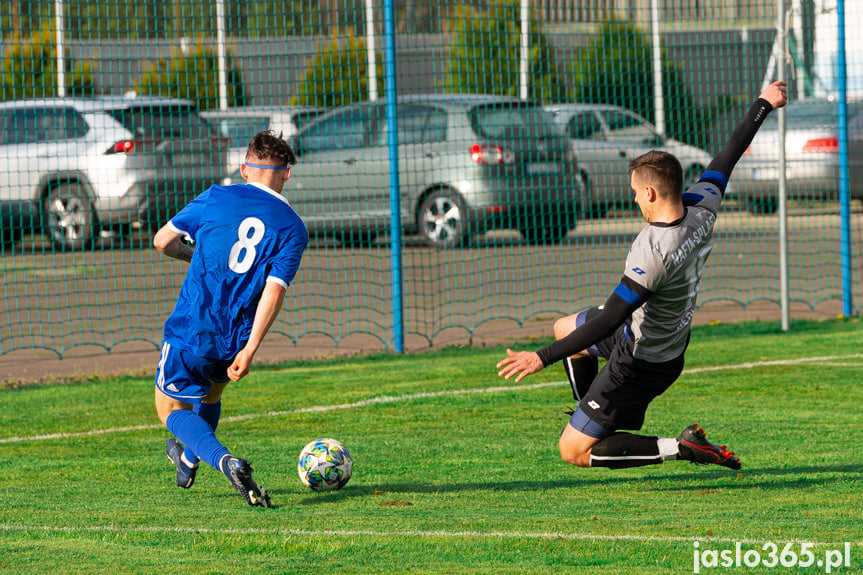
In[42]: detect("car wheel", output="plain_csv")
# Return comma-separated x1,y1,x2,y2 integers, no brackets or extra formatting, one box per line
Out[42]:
419,190,468,249
43,183,95,251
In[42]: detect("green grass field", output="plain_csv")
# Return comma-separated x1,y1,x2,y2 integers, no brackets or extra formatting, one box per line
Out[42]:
1,318,861,574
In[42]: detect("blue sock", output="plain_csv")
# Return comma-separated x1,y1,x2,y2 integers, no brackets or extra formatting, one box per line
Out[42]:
184,401,222,464
166,410,230,472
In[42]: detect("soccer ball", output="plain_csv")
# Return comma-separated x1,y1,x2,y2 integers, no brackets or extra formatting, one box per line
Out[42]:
297,438,353,491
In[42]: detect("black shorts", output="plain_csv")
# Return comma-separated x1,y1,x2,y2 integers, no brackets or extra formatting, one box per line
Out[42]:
577,307,686,432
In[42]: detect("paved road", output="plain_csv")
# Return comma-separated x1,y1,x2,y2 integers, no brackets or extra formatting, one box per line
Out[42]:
0,205,858,383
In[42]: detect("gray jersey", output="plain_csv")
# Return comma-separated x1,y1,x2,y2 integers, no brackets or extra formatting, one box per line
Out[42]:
623,181,723,362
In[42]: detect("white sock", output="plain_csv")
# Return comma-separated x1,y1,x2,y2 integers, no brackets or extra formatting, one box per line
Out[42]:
658,437,679,461
180,453,199,469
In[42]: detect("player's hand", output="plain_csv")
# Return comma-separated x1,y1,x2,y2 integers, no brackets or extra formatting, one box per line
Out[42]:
761,80,788,110
228,349,254,382
496,348,544,383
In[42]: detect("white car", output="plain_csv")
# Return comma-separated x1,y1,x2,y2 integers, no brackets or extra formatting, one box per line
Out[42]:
0,95,227,250
546,103,713,217
202,106,324,172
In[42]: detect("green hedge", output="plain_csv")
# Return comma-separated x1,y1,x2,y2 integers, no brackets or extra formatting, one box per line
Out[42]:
0,24,96,100
135,40,246,110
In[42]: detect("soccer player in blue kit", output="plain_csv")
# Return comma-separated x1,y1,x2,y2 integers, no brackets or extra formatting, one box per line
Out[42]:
497,81,788,471
152,130,308,507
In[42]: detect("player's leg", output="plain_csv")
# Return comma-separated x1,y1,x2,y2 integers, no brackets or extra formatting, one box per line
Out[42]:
155,386,231,473
558,413,604,467
156,346,270,506
561,335,682,469
182,392,224,466
561,405,676,468
553,309,601,401
564,343,739,470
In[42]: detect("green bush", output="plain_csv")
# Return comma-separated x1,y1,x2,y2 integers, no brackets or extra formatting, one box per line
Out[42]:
0,24,96,100
135,40,246,110
572,17,735,150
444,0,565,102
291,30,385,108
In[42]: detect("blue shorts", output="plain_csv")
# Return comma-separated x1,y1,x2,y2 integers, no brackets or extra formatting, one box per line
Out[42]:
155,342,231,404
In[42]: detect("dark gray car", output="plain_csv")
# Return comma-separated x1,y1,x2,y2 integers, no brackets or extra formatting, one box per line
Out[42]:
236,94,582,248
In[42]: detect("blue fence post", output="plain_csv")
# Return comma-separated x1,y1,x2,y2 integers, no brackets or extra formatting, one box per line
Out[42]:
837,0,853,316
384,0,404,352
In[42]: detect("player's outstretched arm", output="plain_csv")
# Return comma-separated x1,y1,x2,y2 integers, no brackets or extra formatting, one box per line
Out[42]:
705,81,788,184
228,280,287,382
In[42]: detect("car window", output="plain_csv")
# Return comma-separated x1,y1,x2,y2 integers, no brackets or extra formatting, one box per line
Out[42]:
211,116,270,148
425,108,448,142
292,109,326,131
2,107,88,144
471,102,559,141
301,107,371,152
567,111,603,140
106,105,213,140
602,110,655,144
374,105,448,146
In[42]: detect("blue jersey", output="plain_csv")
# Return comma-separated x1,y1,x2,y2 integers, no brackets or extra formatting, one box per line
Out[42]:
162,182,309,359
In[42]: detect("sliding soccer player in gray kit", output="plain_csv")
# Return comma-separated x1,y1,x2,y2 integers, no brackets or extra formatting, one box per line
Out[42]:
497,81,788,470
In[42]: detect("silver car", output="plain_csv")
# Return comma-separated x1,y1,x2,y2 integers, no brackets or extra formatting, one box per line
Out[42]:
230,94,583,248
0,96,227,250
732,97,863,214
545,103,713,217
202,106,324,173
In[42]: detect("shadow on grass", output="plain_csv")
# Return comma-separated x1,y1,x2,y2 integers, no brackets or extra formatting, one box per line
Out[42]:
282,463,862,505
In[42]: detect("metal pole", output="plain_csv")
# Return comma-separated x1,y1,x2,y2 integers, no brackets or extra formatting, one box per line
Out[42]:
216,0,228,109
366,0,378,101
519,0,529,100
777,0,790,331
837,0,853,315
650,0,664,136
384,0,404,353
55,0,65,97
791,0,806,96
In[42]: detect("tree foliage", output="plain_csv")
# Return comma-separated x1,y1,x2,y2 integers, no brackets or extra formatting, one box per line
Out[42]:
0,23,96,100
572,17,735,149
291,30,384,107
135,40,246,110
444,0,565,102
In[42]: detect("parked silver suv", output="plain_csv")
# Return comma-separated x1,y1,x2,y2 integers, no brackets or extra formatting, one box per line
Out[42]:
0,95,227,250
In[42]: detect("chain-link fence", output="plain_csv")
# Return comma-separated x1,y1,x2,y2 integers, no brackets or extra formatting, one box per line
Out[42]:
1,0,861,358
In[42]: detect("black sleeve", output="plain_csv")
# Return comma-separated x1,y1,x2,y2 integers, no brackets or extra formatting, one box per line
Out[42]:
703,97,775,187
535,291,642,367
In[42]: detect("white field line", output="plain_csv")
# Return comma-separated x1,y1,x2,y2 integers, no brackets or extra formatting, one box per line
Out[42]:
1,523,860,548
1,353,861,446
